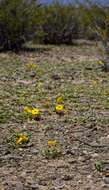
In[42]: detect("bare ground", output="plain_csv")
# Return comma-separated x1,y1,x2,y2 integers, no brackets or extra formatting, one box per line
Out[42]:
0,43,109,190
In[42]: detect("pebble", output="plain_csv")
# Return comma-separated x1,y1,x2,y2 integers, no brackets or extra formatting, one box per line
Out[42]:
30,184,39,189
103,177,109,185
68,158,77,164
49,187,56,190
31,149,39,155
91,153,98,158
53,181,64,189
78,156,86,162
16,182,23,190
38,180,47,186
51,74,61,80
20,171,26,177
62,175,73,181
100,136,109,145
83,150,88,154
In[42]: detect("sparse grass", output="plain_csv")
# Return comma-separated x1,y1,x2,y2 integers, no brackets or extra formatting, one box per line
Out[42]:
1,52,108,126
1,43,109,189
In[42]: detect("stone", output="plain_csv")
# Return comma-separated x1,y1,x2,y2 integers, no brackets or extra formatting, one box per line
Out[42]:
91,153,98,158
103,177,109,185
38,180,47,186
16,182,23,190
78,156,86,162
51,74,61,80
31,149,39,155
0,183,5,190
68,158,77,164
31,184,39,189
100,135,109,145
62,174,73,181
49,188,56,190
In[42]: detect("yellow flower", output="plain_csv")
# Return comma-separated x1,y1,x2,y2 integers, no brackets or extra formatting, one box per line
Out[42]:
98,60,104,65
24,106,32,113
92,80,97,86
16,135,29,145
48,140,57,147
31,108,40,116
56,96,63,103
55,104,64,113
26,63,37,70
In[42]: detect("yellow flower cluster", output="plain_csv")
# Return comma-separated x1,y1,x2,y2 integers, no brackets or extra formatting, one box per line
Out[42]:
26,63,37,70
31,108,40,116
48,140,57,147
16,134,29,145
24,106,40,118
55,96,64,114
24,95,65,118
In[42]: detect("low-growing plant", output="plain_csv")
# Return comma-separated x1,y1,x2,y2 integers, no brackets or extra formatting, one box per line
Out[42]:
6,131,31,149
23,106,41,120
95,161,103,172
42,140,61,159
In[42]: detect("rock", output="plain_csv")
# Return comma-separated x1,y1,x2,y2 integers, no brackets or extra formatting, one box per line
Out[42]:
31,149,39,155
38,180,47,186
16,182,23,190
20,171,27,177
17,79,35,85
51,74,61,80
49,187,56,190
103,162,109,171
91,153,98,158
83,150,88,154
48,174,57,180
87,175,92,179
44,85,52,90
78,156,86,162
0,183,5,190
62,57,72,63
31,184,39,189
103,177,109,185
68,158,77,164
56,160,69,169
30,72,36,77
100,135,109,145
62,174,73,181
53,180,64,189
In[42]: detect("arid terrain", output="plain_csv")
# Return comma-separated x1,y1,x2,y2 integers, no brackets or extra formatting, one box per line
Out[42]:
1,42,109,190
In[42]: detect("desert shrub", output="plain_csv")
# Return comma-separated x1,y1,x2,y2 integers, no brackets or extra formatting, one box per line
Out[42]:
35,2,99,44
80,1,109,71
41,2,80,45
81,4,109,39
0,0,42,50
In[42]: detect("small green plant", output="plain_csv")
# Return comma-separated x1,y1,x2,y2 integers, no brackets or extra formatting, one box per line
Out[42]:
23,106,41,120
43,148,59,159
95,161,103,172
42,140,61,159
6,131,31,149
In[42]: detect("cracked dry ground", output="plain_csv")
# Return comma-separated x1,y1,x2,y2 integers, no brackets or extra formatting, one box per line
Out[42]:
0,43,109,190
